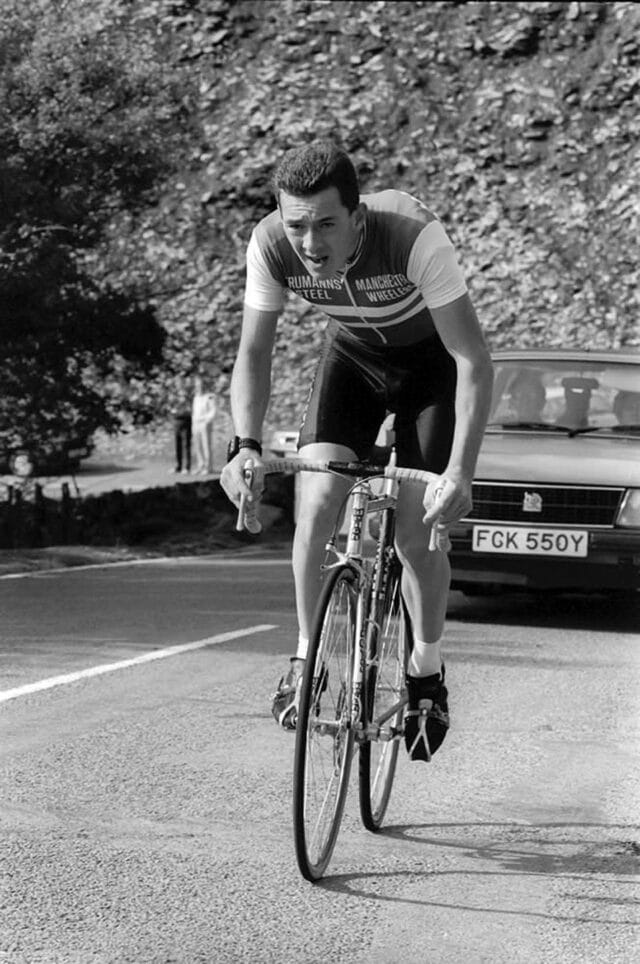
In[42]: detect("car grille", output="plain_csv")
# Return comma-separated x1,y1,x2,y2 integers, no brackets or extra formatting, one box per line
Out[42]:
467,483,624,527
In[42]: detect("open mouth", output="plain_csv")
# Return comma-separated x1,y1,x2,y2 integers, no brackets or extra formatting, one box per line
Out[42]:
305,254,329,270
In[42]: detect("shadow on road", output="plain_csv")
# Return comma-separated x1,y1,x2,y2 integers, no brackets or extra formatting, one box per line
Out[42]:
448,590,640,634
318,822,640,925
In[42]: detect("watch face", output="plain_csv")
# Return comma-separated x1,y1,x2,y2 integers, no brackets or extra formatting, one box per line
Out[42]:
226,437,239,461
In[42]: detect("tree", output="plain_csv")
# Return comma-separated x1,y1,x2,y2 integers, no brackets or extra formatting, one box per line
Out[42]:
0,0,198,460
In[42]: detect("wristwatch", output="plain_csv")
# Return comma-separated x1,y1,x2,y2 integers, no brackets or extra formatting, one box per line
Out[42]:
226,436,263,462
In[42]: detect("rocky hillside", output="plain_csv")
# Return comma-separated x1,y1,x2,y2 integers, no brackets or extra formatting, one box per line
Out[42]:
102,0,640,431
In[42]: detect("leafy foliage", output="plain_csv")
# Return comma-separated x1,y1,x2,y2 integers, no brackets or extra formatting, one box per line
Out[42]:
2,0,639,446
102,0,639,429
0,0,196,452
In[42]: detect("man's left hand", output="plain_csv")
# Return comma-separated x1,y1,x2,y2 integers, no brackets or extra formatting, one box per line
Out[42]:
422,474,473,527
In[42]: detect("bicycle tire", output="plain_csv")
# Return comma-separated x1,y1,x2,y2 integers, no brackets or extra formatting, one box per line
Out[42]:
293,563,358,881
359,551,408,832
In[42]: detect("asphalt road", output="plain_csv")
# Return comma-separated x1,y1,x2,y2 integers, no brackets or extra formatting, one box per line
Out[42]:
1,555,639,964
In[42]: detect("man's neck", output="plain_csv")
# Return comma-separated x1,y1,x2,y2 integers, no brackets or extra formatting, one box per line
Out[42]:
336,224,366,278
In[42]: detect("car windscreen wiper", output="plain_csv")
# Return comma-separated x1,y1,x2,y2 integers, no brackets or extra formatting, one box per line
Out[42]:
485,421,568,432
568,423,640,437
487,421,640,437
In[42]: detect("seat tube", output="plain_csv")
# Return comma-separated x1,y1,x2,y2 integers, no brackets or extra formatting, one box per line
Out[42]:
346,484,368,727
351,586,366,727
345,484,368,559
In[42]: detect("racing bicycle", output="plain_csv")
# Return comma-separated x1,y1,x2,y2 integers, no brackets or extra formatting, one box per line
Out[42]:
237,454,448,882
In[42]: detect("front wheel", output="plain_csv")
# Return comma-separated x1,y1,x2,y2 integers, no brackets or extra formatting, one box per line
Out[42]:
293,564,358,881
359,559,408,832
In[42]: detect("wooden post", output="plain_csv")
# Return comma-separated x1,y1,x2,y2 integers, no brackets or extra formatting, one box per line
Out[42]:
0,486,10,548
34,483,45,547
12,488,25,547
61,481,71,544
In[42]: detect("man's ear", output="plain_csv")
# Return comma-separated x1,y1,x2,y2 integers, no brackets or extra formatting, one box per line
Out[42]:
353,201,367,228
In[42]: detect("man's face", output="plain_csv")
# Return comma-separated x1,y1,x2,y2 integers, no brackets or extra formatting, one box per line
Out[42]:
512,385,544,420
620,394,640,424
278,187,364,279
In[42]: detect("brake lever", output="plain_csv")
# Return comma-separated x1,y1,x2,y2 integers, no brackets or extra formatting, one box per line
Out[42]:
429,522,451,553
427,483,451,553
236,459,263,534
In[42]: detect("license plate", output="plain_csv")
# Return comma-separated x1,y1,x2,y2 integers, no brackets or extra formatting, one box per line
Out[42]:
472,525,588,557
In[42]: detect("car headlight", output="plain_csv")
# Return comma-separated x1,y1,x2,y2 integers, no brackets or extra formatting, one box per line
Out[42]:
617,489,640,528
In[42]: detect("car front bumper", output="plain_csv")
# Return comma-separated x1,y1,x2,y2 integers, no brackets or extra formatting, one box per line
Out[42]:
449,524,640,592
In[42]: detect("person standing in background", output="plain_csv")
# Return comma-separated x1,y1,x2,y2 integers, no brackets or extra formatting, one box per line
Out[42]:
192,374,217,474
171,386,192,474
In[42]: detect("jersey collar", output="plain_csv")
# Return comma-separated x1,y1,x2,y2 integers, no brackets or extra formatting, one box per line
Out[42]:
336,215,367,279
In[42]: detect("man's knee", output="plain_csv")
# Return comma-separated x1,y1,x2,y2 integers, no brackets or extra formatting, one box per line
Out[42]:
297,482,342,528
395,520,437,569
296,468,351,539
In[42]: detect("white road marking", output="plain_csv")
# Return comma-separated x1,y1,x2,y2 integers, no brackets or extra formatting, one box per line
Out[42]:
0,555,291,579
0,624,277,704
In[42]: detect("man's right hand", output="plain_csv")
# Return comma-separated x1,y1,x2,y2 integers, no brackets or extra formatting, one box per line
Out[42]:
220,451,264,508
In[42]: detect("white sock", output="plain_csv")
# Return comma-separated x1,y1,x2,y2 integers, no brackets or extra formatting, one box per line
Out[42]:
407,637,442,677
293,633,308,661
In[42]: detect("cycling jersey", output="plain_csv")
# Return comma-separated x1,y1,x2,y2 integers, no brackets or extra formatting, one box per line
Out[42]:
245,189,467,347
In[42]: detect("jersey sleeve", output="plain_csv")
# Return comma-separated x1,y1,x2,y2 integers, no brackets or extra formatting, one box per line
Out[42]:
244,229,286,313
406,220,468,309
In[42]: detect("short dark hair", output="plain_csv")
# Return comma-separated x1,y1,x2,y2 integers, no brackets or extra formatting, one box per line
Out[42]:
273,140,360,212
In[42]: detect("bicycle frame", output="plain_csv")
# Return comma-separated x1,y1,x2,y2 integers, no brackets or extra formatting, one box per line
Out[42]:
320,470,406,743
236,455,446,878
236,453,446,747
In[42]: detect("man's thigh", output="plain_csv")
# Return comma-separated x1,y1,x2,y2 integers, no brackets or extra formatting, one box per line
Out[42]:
298,341,386,458
296,442,355,521
394,396,455,472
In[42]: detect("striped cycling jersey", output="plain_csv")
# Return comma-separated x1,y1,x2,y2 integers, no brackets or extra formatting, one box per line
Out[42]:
244,189,468,347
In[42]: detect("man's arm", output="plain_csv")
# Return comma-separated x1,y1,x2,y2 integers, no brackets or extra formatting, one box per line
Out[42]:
231,305,279,438
221,305,279,506
425,292,494,524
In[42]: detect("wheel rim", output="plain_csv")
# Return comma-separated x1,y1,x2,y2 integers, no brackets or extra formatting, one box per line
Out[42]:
296,571,356,877
367,573,405,823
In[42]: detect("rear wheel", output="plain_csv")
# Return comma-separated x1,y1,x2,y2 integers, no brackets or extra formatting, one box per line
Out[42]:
359,555,407,832
293,564,358,881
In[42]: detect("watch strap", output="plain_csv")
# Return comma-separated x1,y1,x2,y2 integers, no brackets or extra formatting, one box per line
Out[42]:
227,435,262,461
238,436,262,456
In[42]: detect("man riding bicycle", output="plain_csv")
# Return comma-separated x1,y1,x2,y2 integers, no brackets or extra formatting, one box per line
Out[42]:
221,140,493,761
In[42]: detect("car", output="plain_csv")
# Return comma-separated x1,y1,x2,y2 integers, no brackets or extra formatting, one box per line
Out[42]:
269,414,397,460
449,348,640,595
268,349,640,594
0,435,94,477
269,429,300,458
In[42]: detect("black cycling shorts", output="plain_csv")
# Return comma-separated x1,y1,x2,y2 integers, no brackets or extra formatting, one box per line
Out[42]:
298,331,457,472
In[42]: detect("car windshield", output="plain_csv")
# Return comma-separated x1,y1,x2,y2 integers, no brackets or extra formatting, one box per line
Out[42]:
487,358,640,435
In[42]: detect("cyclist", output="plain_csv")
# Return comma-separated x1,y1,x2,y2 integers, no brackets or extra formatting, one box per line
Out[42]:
221,140,493,761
